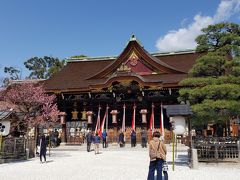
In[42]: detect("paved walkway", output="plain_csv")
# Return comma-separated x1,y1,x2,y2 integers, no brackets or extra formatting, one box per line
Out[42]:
0,144,239,180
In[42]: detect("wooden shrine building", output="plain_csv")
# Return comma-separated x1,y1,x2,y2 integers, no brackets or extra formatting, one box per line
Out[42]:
44,35,201,144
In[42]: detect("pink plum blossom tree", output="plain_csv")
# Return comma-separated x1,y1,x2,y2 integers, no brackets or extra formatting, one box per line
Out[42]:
1,83,59,133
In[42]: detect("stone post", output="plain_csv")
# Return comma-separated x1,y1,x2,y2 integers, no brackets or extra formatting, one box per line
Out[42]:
191,148,199,169
238,141,240,161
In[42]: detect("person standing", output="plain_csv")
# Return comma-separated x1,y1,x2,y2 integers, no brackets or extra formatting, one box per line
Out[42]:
39,135,47,163
141,129,147,148
53,129,59,147
102,130,107,148
94,132,101,155
119,130,124,148
86,130,93,152
147,131,167,180
131,130,136,147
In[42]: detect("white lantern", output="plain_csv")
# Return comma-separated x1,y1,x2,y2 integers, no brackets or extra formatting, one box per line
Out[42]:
140,109,148,123
86,111,93,124
170,116,186,135
0,120,10,136
59,112,66,125
110,110,118,124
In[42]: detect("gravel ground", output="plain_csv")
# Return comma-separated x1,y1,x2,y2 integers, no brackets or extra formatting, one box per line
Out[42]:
0,144,239,180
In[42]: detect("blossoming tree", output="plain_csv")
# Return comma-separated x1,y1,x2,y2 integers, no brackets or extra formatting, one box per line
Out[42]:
1,82,59,134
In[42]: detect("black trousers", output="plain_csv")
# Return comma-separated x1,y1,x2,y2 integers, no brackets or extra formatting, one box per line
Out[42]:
131,139,136,147
102,138,107,148
142,138,147,148
87,142,91,152
40,150,46,162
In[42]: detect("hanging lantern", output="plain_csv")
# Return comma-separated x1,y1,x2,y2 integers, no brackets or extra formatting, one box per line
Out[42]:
71,109,79,120
86,111,93,124
170,116,186,135
140,109,148,123
81,109,87,120
110,110,118,124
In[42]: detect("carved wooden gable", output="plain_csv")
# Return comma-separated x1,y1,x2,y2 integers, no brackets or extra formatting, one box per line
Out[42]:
88,36,184,80
125,51,154,75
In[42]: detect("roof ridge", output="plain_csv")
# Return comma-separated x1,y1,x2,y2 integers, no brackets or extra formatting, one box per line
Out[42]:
67,49,196,62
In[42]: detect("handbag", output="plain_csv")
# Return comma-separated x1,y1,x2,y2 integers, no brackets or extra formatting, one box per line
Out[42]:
162,161,168,171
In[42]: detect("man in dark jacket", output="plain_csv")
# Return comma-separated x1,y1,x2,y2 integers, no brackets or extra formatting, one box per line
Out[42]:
102,130,107,148
141,129,147,148
131,130,136,147
86,130,93,152
119,130,124,148
40,135,47,163
53,129,59,147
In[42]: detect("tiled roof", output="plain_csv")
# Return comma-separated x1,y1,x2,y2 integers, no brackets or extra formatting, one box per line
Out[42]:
44,38,201,92
166,104,193,117
0,110,12,120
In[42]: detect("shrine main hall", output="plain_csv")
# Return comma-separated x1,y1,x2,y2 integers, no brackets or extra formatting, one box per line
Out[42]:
44,35,201,144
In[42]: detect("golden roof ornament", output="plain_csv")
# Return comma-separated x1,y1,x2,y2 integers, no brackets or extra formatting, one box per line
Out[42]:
128,51,139,66
117,63,131,72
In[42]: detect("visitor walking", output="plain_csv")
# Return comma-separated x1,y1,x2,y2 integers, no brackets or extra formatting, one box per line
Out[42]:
86,130,93,152
147,131,167,180
53,129,59,147
39,135,47,163
131,130,136,147
102,129,107,148
94,132,101,155
141,129,147,148
119,130,124,147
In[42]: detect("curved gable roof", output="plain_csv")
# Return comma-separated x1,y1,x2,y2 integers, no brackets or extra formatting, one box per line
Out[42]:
44,36,201,92
89,38,185,79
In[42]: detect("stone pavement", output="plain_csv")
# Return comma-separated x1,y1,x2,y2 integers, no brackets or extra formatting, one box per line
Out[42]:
0,143,239,180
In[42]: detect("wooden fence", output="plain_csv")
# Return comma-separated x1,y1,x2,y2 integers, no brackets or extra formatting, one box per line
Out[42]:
193,136,240,162
0,137,35,161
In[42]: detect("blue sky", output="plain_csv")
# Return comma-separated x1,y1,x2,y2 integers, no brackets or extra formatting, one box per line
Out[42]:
0,0,239,79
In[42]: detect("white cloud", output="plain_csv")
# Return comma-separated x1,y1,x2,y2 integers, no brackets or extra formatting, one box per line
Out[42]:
180,18,188,27
156,0,240,52
214,0,240,21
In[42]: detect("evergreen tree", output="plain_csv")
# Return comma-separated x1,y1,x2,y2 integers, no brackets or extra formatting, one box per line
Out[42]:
24,56,65,79
179,22,240,126
2,66,21,87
